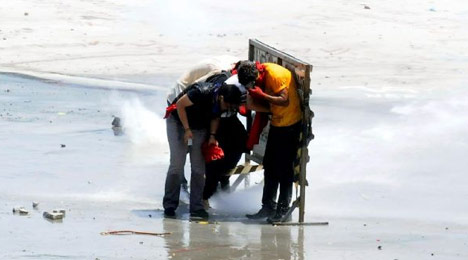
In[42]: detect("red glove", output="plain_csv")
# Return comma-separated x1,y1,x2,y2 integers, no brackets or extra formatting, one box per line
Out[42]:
238,104,247,116
202,142,225,163
248,86,266,100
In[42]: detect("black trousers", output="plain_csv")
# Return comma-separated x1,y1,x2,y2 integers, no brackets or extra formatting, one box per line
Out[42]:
261,121,301,211
203,116,247,200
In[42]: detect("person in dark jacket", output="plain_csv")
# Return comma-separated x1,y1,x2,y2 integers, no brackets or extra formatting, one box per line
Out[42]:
163,82,242,220
201,73,248,208
202,107,247,205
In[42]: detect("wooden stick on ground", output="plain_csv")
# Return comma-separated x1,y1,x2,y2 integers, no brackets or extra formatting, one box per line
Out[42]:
100,230,171,236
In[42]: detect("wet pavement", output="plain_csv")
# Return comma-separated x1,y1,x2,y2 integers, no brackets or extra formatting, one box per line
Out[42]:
1,74,468,259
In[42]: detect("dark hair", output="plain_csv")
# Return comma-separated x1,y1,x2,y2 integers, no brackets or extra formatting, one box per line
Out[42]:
237,60,258,86
218,84,242,105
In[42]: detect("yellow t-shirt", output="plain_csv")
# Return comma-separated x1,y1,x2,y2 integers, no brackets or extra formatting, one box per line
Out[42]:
263,63,302,127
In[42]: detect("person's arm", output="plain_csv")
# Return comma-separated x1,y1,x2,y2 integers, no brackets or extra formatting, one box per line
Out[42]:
176,94,194,143
265,88,289,106
208,117,220,145
248,87,289,107
246,94,270,112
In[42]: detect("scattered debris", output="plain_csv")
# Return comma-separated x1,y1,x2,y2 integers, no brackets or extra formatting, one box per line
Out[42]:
112,116,123,136
43,211,64,220
100,230,171,236
111,116,121,127
190,220,219,225
53,209,66,216
13,206,29,215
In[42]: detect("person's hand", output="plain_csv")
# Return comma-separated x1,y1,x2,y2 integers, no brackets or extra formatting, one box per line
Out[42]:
208,134,218,146
184,128,193,144
248,86,266,100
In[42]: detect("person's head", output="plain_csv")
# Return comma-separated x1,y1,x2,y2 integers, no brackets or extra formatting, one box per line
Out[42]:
237,60,258,88
218,84,242,111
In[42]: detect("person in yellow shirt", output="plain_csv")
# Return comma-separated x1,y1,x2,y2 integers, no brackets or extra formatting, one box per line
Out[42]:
238,61,302,223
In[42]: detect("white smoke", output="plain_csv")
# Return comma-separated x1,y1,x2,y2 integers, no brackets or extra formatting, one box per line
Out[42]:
120,98,167,147
306,86,468,223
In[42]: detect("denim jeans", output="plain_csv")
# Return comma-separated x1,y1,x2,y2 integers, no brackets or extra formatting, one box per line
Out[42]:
163,116,207,212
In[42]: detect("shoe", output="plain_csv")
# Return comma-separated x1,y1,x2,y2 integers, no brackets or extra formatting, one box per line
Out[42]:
190,209,209,220
164,208,176,218
267,208,291,224
246,206,276,219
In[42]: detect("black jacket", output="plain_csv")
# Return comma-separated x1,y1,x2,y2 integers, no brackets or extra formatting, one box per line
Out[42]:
170,82,218,130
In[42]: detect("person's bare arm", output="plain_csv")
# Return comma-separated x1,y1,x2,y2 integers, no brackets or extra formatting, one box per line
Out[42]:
264,88,289,106
176,94,194,143
248,87,289,107
246,95,270,113
208,118,220,145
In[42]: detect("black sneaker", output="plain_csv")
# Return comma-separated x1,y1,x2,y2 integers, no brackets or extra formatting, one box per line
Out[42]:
190,209,209,220
164,208,176,218
246,206,276,219
267,208,291,224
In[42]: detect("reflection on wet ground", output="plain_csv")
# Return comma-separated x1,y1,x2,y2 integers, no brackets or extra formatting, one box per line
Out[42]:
161,217,305,260
129,207,309,259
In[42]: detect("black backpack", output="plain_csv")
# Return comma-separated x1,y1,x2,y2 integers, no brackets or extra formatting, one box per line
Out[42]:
205,70,232,87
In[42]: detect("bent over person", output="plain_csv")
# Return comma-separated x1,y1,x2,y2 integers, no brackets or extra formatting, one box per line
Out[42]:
163,82,242,220
239,61,302,223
